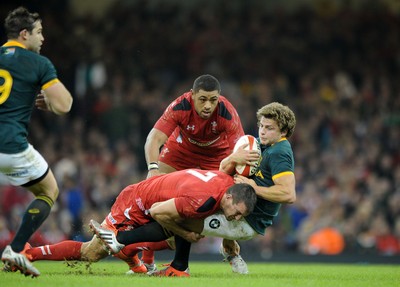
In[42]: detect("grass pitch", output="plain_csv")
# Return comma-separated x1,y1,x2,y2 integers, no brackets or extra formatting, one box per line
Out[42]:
0,261,398,287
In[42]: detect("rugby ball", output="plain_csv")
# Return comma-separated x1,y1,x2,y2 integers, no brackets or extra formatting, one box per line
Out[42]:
233,135,261,177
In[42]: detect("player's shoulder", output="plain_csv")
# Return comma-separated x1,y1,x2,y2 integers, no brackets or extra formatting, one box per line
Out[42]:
217,95,238,121
16,47,53,69
8,44,50,60
170,91,192,112
268,139,294,157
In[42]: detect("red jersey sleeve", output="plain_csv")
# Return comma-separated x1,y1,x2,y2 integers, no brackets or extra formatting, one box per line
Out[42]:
174,195,220,219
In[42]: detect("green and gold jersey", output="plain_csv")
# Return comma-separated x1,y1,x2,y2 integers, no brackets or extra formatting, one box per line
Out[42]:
245,138,295,235
0,41,58,153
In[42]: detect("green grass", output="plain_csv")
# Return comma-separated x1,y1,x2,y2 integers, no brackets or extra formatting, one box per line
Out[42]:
0,261,399,287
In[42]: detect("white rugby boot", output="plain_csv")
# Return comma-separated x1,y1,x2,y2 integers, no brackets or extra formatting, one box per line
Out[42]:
219,243,249,274
1,245,40,277
89,219,125,254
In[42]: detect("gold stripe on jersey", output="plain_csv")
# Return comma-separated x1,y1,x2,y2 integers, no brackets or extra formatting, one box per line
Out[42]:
272,171,294,181
42,78,60,90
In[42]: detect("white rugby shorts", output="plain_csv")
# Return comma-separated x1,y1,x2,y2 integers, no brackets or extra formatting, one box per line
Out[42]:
0,144,49,186
201,212,258,240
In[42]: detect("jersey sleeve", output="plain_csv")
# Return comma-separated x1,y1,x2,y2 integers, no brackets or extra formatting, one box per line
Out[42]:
269,148,294,179
38,55,58,89
174,195,219,219
153,99,182,137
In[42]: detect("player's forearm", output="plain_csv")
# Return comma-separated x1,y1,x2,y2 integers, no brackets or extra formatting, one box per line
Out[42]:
255,184,296,204
144,129,168,164
219,155,236,175
152,214,193,241
150,199,204,242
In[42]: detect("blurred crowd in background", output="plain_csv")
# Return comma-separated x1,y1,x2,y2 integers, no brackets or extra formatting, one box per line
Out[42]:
0,0,399,259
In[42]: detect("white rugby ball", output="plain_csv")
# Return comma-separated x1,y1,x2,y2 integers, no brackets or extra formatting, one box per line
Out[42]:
233,135,261,177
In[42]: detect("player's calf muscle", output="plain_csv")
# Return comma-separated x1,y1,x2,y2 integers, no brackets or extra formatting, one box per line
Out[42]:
81,239,107,261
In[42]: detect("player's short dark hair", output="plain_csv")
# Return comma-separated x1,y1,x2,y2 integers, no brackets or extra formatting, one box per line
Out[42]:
227,183,257,214
192,74,221,94
257,102,296,138
4,6,41,39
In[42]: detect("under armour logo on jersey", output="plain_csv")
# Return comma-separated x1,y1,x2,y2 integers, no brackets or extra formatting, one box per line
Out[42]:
186,124,195,131
209,219,221,229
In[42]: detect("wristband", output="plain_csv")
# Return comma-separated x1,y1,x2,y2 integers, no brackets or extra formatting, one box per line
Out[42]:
148,162,159,171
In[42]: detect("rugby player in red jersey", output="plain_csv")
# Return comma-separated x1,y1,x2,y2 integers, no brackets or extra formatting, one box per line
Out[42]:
24,169,257,277
145,74,244,177
139,74,245,272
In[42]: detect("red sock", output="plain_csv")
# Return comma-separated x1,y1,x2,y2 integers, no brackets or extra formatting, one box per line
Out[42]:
141,250,155,265
119,241,171,264
133,241,171,264
114,249,141,268
26,241,83,261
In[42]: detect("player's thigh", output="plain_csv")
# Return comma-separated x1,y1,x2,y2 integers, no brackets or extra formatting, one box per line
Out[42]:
202,213,257,240
0,144,58,199
81,236,109,261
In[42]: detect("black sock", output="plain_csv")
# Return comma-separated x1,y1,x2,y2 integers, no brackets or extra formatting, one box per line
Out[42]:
170,235,191,271
116,221,168,245
10,197,53,252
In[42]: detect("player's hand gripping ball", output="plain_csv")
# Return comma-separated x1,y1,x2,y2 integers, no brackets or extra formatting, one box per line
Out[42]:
234,135,261,177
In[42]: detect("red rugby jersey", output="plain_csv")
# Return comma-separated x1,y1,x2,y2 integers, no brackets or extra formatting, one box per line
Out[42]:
154,91,244,156
109,169,234,227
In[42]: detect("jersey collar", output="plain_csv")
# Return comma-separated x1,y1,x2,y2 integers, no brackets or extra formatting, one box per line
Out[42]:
2,40,26,49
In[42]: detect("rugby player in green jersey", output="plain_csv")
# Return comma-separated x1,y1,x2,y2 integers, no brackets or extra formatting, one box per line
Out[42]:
0,6,73,277
152,102,296,276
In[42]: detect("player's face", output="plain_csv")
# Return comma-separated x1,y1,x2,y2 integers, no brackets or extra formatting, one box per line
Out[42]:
24,21,44,54
192,89,219,119
222,197,249,221
258,116,285,146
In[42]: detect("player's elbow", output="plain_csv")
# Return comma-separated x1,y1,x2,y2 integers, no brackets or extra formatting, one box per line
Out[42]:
56,101,73,115
51,94,73,115
286,192,296,204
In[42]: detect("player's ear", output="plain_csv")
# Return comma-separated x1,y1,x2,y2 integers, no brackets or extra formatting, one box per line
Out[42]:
19,29,29,39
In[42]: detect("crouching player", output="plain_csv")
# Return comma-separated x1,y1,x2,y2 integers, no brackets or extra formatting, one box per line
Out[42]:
23,169,257,277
